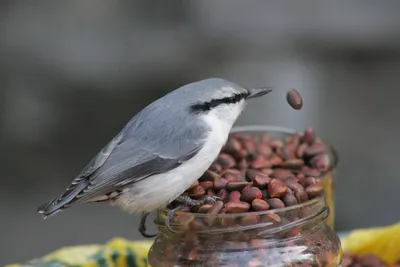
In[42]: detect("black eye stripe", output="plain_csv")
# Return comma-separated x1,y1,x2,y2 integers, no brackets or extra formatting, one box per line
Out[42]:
189,92,249,113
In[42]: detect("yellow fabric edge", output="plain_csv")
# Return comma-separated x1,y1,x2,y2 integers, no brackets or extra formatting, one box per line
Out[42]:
8,222,400,266
6,238,152,267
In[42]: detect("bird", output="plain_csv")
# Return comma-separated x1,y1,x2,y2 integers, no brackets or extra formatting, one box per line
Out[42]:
37,78,272,237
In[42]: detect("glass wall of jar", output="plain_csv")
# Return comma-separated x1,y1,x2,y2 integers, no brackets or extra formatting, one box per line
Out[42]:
148,196,342,267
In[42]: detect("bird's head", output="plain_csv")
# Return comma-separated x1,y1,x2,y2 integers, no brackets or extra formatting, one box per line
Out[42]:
184,78,272,125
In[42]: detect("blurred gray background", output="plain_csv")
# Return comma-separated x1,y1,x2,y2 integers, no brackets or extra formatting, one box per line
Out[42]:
2,0,400,265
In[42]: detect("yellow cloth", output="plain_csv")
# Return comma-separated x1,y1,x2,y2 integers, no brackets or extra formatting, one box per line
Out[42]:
7,238,152,267
8,222,400,266
341,221,400,264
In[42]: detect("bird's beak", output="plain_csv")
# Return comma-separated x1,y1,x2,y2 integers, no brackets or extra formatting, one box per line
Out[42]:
246,87,273,99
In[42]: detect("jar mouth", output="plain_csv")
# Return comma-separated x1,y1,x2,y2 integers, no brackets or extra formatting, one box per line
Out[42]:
160,196,323,218
230,124,339,176
157,196,329,235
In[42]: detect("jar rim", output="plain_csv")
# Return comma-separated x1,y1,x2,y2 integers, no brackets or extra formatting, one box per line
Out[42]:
230,124,339,175
156,196,328,235
159,195,325,219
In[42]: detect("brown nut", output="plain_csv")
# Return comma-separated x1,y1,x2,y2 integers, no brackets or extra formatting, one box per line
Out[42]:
305,183,323,198
173,211,195,226
296,143,308,158
253,175,271,189
226,181,250,191
225,201,250,213
216,153,236,168
284,179,305,192
250,156,272,169
277,146,294,160
240,187,262,202
227,191,241,202
269,156,284,166
246,169,264,181
237,158,248,169
270,139,284,149
234,148,248,159
301,166,321,177
258,144,273,157
300,177,317,187
267,198,285,209
197,203,213,213
207,189,216,197
282,192,299,206
280,159,304,169
199,181,214,191
297,173,305,180
208,163,222,173
295,190,309,203
187,185,205,198
251,199,270,211
260,213,281,223
213,177,228,190
261,189,269,199
241,184,252,193
207,200,224,214
272,169,293,179
286,133,301,146
304,142,325,157
261,134,272,144
205,200,224,226
222,138,242,154
286,88,303,110
223,173,241,182
221,168,242,176
200,170,220,181
302,127,315,144
188,180,199,189
241,214,259,226
217,188,229,202
311,153,331,173
243,139,257,156
260,168,274,176
268,178,288,198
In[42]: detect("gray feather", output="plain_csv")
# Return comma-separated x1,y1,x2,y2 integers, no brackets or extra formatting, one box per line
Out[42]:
73,131,125,183
38,91,210,216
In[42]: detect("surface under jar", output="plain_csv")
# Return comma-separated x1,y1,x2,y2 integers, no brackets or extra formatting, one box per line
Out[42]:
229,125,338,229
148,196,342,267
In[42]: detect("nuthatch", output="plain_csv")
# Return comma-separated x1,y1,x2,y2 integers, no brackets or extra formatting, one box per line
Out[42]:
37,78,272,237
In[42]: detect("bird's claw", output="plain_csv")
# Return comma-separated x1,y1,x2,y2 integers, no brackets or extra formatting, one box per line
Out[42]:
164,195,221,233
138,212,157,238
173,195,221,207
165,205,184,233
200,195,221,204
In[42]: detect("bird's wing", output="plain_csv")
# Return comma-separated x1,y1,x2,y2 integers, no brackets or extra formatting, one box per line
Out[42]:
72,140,203,204
38,116,209,216
76,130,125,180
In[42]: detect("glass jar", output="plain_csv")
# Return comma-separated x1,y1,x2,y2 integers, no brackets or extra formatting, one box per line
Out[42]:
229,125,339,229
148,196,342,267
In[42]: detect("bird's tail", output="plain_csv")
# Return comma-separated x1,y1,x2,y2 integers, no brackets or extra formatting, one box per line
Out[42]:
37,181,88,218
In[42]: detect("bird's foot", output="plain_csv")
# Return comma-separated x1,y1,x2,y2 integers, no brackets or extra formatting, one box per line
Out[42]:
165,195,221,233
174,195,221,207
138,212,157,238
165,205,184,233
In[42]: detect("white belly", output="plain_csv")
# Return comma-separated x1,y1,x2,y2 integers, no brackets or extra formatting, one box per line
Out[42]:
111,113,233,213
